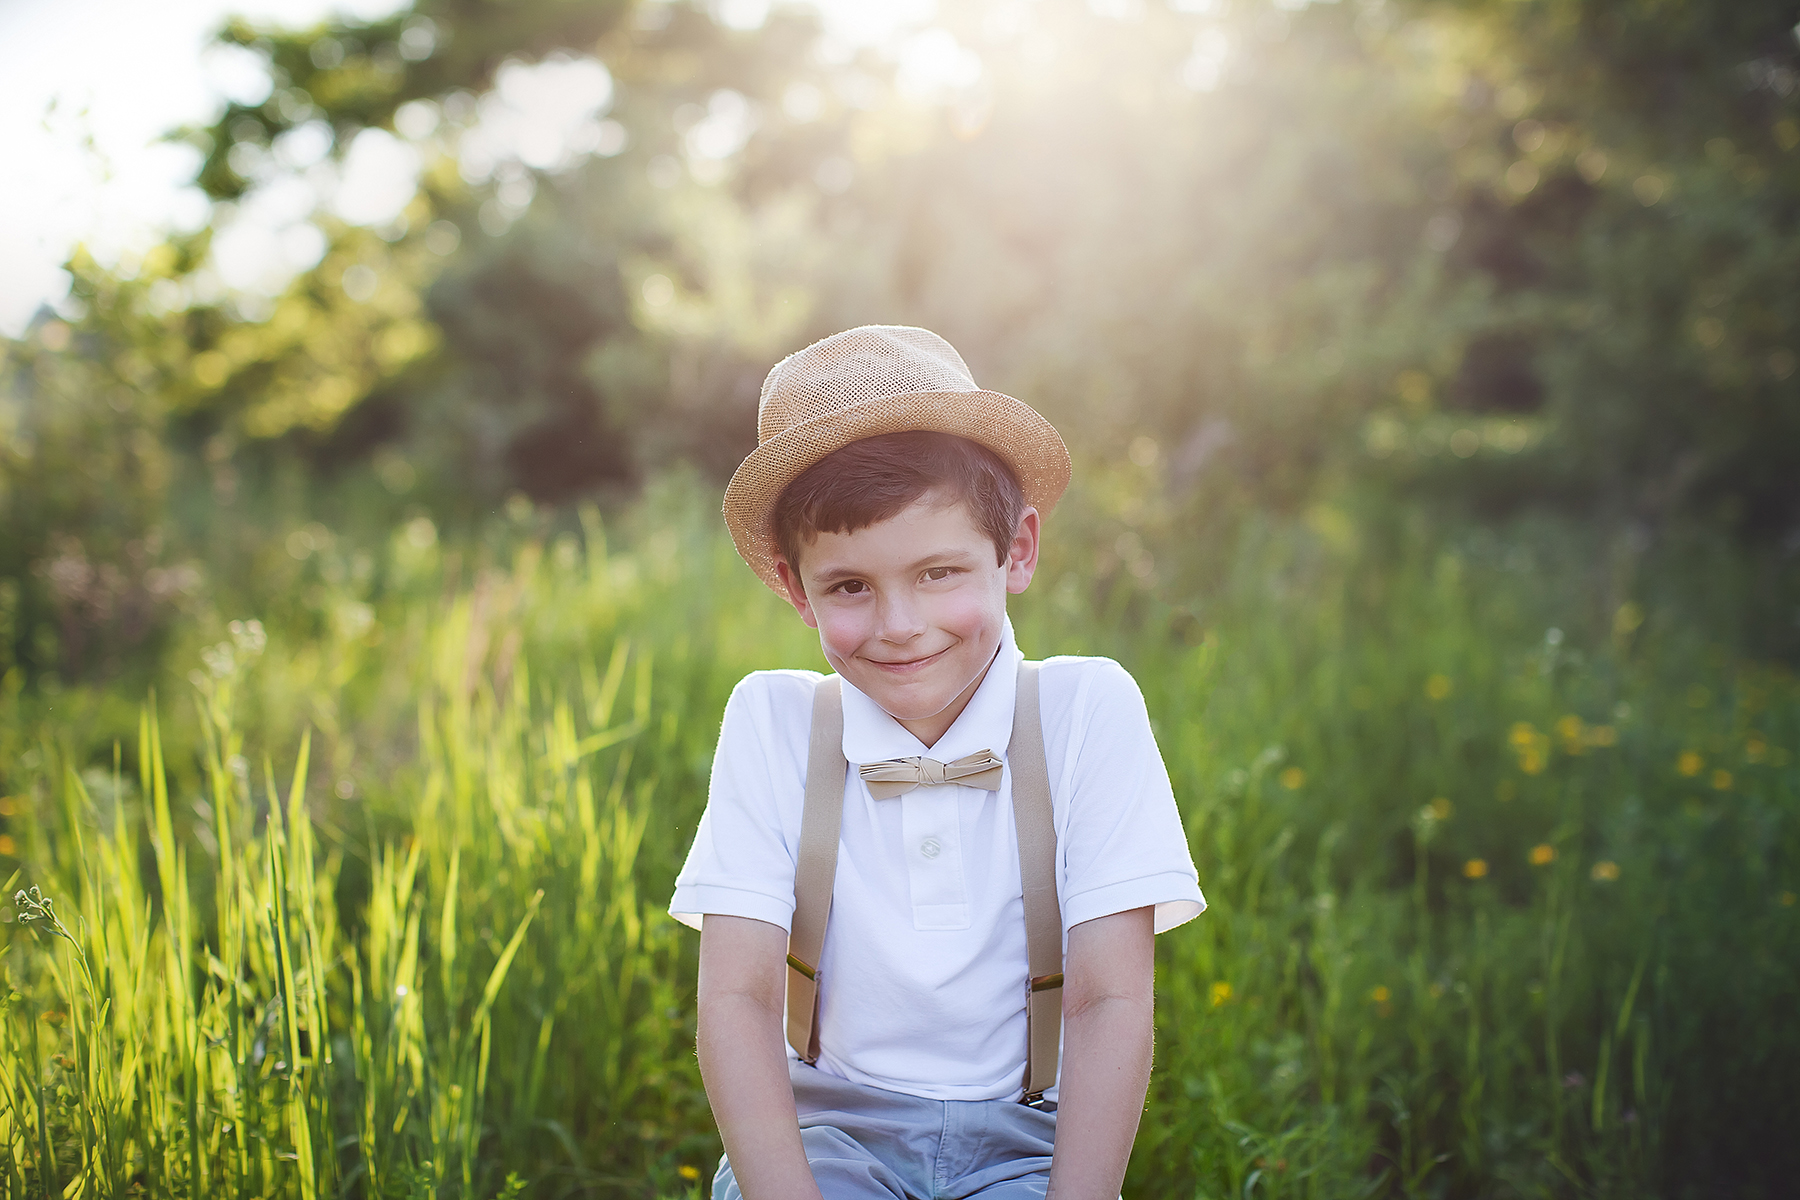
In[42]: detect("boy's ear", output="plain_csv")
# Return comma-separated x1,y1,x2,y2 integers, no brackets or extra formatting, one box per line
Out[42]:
775,558,821,629
1005,507,1042,596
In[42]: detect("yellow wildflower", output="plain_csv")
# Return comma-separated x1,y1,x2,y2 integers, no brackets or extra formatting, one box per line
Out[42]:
1510,722,1549,774
1711,769,1733,791
1676,751,1703,777
1529,843,1555,866
1211,981,1232,1008
1555,715,1586,754
1430,796,1452,820
1426,675,1453,701
1463,858,1489,879
678,1165,701,1182
1591,860,1620,882
1370,985,1390,1003
1279,767,1306,790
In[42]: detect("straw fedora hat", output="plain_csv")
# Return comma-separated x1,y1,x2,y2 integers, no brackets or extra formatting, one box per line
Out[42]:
723,325,1071,594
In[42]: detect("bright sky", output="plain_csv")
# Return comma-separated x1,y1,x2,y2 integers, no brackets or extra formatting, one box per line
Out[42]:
0,0,939,336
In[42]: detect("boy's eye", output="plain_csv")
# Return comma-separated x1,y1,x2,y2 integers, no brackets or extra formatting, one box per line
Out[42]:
833,580,868,595
924,567,955,581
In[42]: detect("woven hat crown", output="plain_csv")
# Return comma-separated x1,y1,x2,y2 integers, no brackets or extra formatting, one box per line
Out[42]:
757,326,980,444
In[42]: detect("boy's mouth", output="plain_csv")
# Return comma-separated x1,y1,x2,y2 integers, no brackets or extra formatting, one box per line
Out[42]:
865,645,950,672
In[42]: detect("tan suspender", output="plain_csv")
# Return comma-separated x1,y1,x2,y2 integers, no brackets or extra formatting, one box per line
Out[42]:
786,675,844,1063
785,662,1065,1104
1006,662,1064,1103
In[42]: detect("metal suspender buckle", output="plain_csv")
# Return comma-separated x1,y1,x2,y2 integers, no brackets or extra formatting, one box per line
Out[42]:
1020,973,1063,1110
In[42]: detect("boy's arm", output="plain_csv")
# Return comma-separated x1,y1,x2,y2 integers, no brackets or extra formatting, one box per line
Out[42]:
696,914,825,1200
1046,905,1156,1200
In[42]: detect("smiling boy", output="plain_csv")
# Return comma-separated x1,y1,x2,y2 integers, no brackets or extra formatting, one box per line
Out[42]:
670,326,1204,1199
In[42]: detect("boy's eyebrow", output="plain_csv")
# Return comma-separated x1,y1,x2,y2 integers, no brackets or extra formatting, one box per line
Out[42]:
807,563,862,585
808,547,984,585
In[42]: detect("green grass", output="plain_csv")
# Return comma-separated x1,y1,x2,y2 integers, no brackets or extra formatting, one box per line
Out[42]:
0,480,1795,1198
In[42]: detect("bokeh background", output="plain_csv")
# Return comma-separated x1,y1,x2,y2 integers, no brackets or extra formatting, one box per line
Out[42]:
1,1,1798,1196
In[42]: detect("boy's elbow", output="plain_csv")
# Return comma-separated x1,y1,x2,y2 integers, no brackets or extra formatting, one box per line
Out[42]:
696,984,788,1076
697,913,790,1009
1062,906,1155,1021
699,977,787,1024
1061,982,1154,1075
1061,983,1153,1027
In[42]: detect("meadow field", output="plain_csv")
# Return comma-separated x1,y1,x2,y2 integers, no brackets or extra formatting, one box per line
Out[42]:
0,477,1793,1199
5,0,1798,1193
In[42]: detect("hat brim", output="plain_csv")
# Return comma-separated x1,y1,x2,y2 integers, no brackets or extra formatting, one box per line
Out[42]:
723,388,1072,595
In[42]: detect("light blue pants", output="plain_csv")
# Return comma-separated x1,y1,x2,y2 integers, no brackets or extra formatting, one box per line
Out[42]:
712,1062,1056,1200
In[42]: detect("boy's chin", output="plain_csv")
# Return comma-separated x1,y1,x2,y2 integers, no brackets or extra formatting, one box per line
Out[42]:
851,677,955,719
858,682,943,715
873,699,946,724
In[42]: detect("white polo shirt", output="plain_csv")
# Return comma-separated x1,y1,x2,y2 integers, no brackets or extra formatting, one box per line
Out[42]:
669,622,1205,1102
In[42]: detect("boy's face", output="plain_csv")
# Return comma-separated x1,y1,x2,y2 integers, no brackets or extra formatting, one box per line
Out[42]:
776,494,1040,749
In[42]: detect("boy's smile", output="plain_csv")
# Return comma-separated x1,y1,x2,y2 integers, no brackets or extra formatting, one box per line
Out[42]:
776,494,1040,748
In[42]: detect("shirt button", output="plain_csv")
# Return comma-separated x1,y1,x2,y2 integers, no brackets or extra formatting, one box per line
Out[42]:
920,837,942,860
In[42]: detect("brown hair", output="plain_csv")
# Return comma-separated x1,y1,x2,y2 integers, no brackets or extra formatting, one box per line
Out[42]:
772,431,1026,573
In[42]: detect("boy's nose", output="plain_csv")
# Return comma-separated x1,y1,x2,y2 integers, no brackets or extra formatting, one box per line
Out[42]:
875,593,926,644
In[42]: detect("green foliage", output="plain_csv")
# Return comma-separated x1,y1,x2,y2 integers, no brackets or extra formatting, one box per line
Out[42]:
192,2,639,204
171,0,824,495
9,0,1798,682
0,308,195,685
0,490,775,1197
151,0,1800,533
0,478,1795,1195
1408,0,1800,533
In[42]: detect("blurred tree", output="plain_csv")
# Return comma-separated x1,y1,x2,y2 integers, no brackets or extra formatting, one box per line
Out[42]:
1395,0,1800,534
0,263,201,683
8,0,1798,680
172,0,828,502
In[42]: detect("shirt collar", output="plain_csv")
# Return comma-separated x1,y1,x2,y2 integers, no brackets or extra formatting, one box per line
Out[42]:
840,617,1023,766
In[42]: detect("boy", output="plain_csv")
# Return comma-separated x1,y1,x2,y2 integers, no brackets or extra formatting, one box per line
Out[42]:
670,326,1204,1199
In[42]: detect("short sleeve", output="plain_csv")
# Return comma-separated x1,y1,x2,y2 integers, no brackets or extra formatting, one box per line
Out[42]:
1047,658,1205,934
668,671,817,932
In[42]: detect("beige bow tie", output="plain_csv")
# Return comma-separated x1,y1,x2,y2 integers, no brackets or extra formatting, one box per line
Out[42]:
858,750,1005,799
